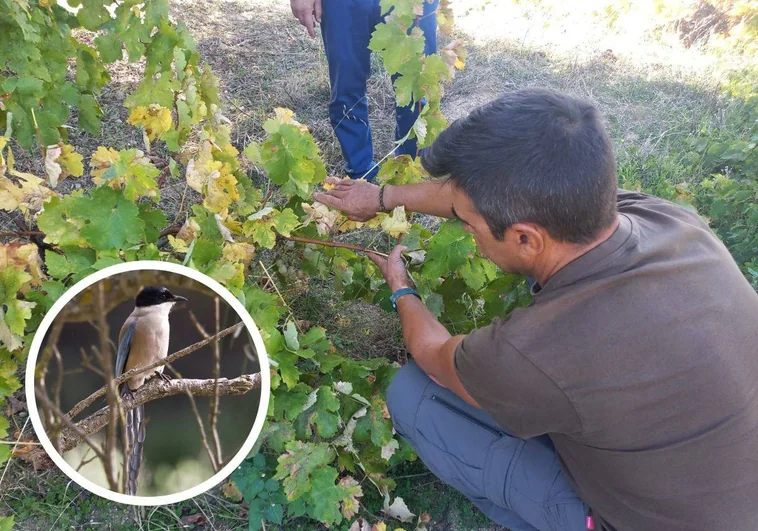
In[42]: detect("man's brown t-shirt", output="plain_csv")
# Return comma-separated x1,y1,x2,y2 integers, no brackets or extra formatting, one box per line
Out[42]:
455,191,758,530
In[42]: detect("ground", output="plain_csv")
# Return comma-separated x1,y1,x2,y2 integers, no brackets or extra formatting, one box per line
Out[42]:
1,0,753,529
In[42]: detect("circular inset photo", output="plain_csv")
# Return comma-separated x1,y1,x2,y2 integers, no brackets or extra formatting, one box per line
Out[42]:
25,261,269,505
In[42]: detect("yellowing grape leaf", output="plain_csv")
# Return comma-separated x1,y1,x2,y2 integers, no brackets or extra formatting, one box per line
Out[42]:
271,107,308,133
0,243,44,285
90,146,120,180
337,216,363,232
222,242,255,264
440,39,467,77
90,148,160,200
127,104,173,141
381,206,411,237
220,480,243,502
0,172,53,214
303,202,340,235
376,155,427,186
437,0,455,34
338,476,363,520
186,141,239,216
167,235,189,252
44,144,84,187
243,208,299,249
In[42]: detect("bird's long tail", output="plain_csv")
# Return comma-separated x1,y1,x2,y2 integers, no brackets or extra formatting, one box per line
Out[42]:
121,386,145,496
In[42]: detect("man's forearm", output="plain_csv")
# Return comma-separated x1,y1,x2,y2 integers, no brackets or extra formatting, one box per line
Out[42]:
395,295,479,405
383,181,456,218
396,294,452,369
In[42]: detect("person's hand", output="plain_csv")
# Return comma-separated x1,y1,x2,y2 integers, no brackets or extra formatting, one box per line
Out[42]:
368,245,412,293
290,0,322,39
314,177,383,222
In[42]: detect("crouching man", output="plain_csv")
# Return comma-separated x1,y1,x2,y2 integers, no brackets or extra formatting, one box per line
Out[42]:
315,88,758,531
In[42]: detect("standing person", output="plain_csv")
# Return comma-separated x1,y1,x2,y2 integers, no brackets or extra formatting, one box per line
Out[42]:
315,88,758,530
290,0,439,180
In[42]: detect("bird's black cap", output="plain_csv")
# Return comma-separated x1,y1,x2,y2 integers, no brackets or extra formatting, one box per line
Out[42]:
135,286,188,307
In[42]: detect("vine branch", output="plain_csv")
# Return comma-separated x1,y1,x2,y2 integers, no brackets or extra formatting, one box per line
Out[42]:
281,235,388,257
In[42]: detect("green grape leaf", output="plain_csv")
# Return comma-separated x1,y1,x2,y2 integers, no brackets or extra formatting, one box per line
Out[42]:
460,256,499,291
37,195,85,247
303,467,344,524
73,186,145,251
78,94,103,135
0,268,35,351
242,286,285,332
138,203,167,244
366,396,394,447
274,441,336,501
262,421,298,454
369,25,424,76
44,246,96,279
305,386,341,438
422,220,476,279
276,350,300,389
77,0,111,30
94,33,123,62
273,383,312,421
0,349,20,398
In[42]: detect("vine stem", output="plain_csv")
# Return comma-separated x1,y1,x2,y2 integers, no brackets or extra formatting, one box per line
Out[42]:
281,235,388,258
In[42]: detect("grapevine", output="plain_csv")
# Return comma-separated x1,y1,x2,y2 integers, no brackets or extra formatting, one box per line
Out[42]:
0,0,527,528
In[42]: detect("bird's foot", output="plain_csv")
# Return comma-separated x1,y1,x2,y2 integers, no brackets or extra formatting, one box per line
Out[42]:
157,372,173,383
120,385,135,400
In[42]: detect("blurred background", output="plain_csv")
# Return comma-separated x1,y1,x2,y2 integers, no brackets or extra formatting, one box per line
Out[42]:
39,270,261,496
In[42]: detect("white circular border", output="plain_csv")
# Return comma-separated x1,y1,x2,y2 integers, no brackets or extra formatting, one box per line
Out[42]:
25,260,270,506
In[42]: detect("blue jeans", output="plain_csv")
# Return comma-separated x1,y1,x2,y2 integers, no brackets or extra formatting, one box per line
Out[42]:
320,0,439,180
387,362,589,531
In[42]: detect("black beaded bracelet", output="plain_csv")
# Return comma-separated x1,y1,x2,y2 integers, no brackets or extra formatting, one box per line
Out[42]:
378,185,389,212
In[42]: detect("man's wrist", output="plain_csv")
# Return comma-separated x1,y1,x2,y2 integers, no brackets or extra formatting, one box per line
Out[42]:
388,278,413,293
382,184,397,211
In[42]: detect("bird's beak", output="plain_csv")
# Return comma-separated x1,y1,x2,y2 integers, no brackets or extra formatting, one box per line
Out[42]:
171,295,188,310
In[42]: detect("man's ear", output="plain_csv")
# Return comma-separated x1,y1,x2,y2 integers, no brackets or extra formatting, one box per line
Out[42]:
509,222,546,256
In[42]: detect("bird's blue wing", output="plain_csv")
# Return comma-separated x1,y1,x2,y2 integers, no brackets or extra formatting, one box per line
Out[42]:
115,321,137,377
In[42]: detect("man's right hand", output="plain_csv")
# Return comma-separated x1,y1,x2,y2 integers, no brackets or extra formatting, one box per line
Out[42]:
291,0,322,39
314,177,384,222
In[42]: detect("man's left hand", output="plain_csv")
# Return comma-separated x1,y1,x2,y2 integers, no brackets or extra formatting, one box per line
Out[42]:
368,245,411,293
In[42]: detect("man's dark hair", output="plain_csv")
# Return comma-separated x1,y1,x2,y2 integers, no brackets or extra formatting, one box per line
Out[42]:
421,88,618,244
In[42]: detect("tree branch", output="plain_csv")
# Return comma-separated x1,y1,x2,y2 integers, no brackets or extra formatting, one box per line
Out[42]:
63,322,245,421
49,373,261,455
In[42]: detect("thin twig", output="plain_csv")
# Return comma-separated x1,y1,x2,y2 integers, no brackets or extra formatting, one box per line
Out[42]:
64,322,245,421
34,387,112,465
180,372,219,472
0,416,30,490
96,283,120,492
209,297,223,468
258,261,301,333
